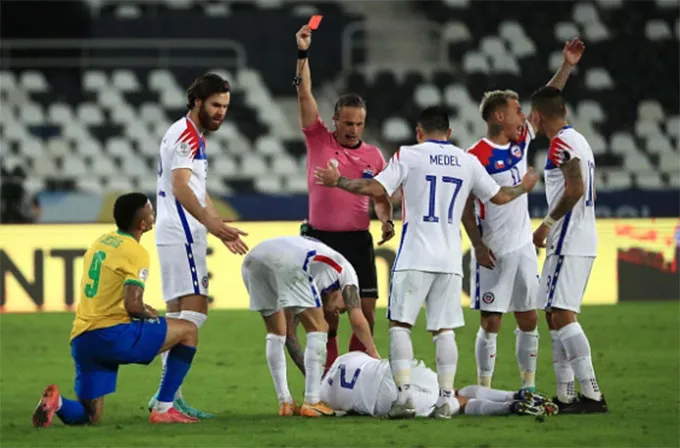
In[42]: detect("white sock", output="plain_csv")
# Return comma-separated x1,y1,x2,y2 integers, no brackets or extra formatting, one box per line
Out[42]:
515,328,539,388
266,334,293,405
303,331,328,404
154,401,173,412
558,323,602,401
433,330,457,394
458,385,515,402
475,327,497,386
389,327,413,389
464,399,513,416
57,395,63,411
550,330,576,403
160,312,182,400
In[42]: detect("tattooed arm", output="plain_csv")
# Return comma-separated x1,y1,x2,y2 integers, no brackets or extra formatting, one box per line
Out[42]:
548,159,585,221
336,177,388,198
342,285,380,358
123,284,152,320
284,309,306,374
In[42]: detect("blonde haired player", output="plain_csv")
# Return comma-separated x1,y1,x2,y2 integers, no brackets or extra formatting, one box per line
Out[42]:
463,38,585,392
315,106,539,419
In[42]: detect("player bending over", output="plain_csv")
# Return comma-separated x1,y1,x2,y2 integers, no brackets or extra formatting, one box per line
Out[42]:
321,352,558,418
243,236,379,417
463,37,585,391
33,193,202,427
315,106,539,419
530,86,607,413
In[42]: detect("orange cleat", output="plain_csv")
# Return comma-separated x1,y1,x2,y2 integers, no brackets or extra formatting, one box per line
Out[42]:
149,407,199,424
33,384,61,428
279,401,297,416
299,401,335,417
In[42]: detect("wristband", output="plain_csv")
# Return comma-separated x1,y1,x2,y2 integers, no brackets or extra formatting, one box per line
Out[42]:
542,216,556,229
297,49,308,59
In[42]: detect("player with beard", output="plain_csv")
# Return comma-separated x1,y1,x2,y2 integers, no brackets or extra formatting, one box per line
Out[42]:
148,73,249,418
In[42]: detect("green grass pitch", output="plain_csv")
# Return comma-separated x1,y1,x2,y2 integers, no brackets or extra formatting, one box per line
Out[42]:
1,302,678,447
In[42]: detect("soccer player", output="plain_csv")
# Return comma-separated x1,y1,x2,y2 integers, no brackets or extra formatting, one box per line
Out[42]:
530,86,607,413
295,24,395,369
315,106,539,419
32,193,201,427
321,351,558,418
462,38,585,391
150,73,248,418
242,236,379,417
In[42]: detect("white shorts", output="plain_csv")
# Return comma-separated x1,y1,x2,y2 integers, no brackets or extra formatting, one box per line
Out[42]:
242,252,321,317
538,255,595,313
157,243,208,302
386,270,464,331
471,243,539,313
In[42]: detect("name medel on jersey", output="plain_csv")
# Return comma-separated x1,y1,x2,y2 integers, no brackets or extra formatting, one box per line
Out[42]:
467,123,535,256
155,117,208,245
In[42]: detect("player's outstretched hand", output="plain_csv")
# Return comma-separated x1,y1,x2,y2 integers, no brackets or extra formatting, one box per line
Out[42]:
563,37,585,66
314,161,341,187
474,243,496,270
224,237,249,255
206,215,248,241
378,221,395,245
296,25,312,50
521,167,539,192
533,224,549,249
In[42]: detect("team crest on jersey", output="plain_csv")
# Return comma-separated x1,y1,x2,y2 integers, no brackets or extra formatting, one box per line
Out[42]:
176,141,191,157
329,158,339,168
201,275,209,289
495,160,505,169
482,292,495,304
511,145,522,158
138,268,148,282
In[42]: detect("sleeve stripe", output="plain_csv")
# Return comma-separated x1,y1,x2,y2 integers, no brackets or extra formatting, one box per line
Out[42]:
123,279,145,289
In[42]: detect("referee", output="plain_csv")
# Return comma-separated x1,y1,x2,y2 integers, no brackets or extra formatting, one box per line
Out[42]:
294,24,395,370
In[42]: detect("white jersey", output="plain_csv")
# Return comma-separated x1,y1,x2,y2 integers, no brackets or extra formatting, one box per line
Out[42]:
248,236,359,294
543,126,598,257
155,117,208,245
375,140,501,275
467,123,535,256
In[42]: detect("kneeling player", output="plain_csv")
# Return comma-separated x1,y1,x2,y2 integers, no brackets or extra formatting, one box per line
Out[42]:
321,352,558,418
243,236,379,417
33,193,202,427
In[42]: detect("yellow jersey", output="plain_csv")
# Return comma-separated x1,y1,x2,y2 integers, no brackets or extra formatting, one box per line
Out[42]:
70,230,150,341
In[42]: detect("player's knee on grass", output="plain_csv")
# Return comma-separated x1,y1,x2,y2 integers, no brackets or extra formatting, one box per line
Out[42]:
514,310,537,331
81,398,104,425
480,311,502,333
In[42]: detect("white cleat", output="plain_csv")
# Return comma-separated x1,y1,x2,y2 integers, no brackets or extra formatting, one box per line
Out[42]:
387,400,416,419
430,394,457,419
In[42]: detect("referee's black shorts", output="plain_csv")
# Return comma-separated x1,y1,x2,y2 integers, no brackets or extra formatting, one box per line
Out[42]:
302,225,378,299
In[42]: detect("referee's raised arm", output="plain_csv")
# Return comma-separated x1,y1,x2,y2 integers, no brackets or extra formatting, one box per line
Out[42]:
294,23,394,373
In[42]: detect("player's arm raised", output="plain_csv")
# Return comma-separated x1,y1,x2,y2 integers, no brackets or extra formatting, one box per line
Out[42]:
462,196,496,269
533,158,584,248
295,25,320,129
284,309,306,374
341,285,380,358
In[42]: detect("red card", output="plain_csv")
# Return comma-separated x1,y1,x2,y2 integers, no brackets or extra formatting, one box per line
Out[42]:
308,15,323,30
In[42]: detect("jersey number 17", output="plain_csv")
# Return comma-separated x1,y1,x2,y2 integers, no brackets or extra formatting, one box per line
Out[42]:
423,175,464,224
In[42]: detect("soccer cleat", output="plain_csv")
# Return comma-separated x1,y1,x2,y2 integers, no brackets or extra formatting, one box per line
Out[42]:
149,407,199,424
387,400,416,419
299,401,335,417
515,389,551,407
174,398,215,419
510,400,545,417
147,392,158,412
279,401,297,417
33,384,61,428
541,399,560,416
559,394,608,414
552,395,576,411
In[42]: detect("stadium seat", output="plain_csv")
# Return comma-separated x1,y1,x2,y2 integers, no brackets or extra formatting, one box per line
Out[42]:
414,84,442,108
47,139,72,158
20,71,49,93
255,176,283,194
636,172,664,189
605,170,633,190
585,68,615,90
555,22,581,42
286,175,309,194
106,177,134,192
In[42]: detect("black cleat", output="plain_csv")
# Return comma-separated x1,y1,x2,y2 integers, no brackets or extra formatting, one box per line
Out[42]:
552,396,576,411
559,394,608,414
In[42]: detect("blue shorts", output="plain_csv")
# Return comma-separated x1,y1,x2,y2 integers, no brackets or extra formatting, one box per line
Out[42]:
71,318,167,400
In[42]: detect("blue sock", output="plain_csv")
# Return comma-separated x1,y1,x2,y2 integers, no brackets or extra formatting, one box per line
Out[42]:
56,397,90,425
157,344,196,403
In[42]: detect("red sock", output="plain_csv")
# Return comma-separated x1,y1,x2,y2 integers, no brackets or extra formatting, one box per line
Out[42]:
349,333,366,353
325,336,339,372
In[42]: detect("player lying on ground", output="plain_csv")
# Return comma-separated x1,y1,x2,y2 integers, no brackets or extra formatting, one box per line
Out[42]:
33,193,202,427
321,352,558,418
243,236,379,417
462,37,585,392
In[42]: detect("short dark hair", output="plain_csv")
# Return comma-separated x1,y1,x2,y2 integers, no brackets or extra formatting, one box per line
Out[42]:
417,106,450,133
530,86,566,118
186,73,231,110
334,93,366,116
114,192,148,233
479,89,519,122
